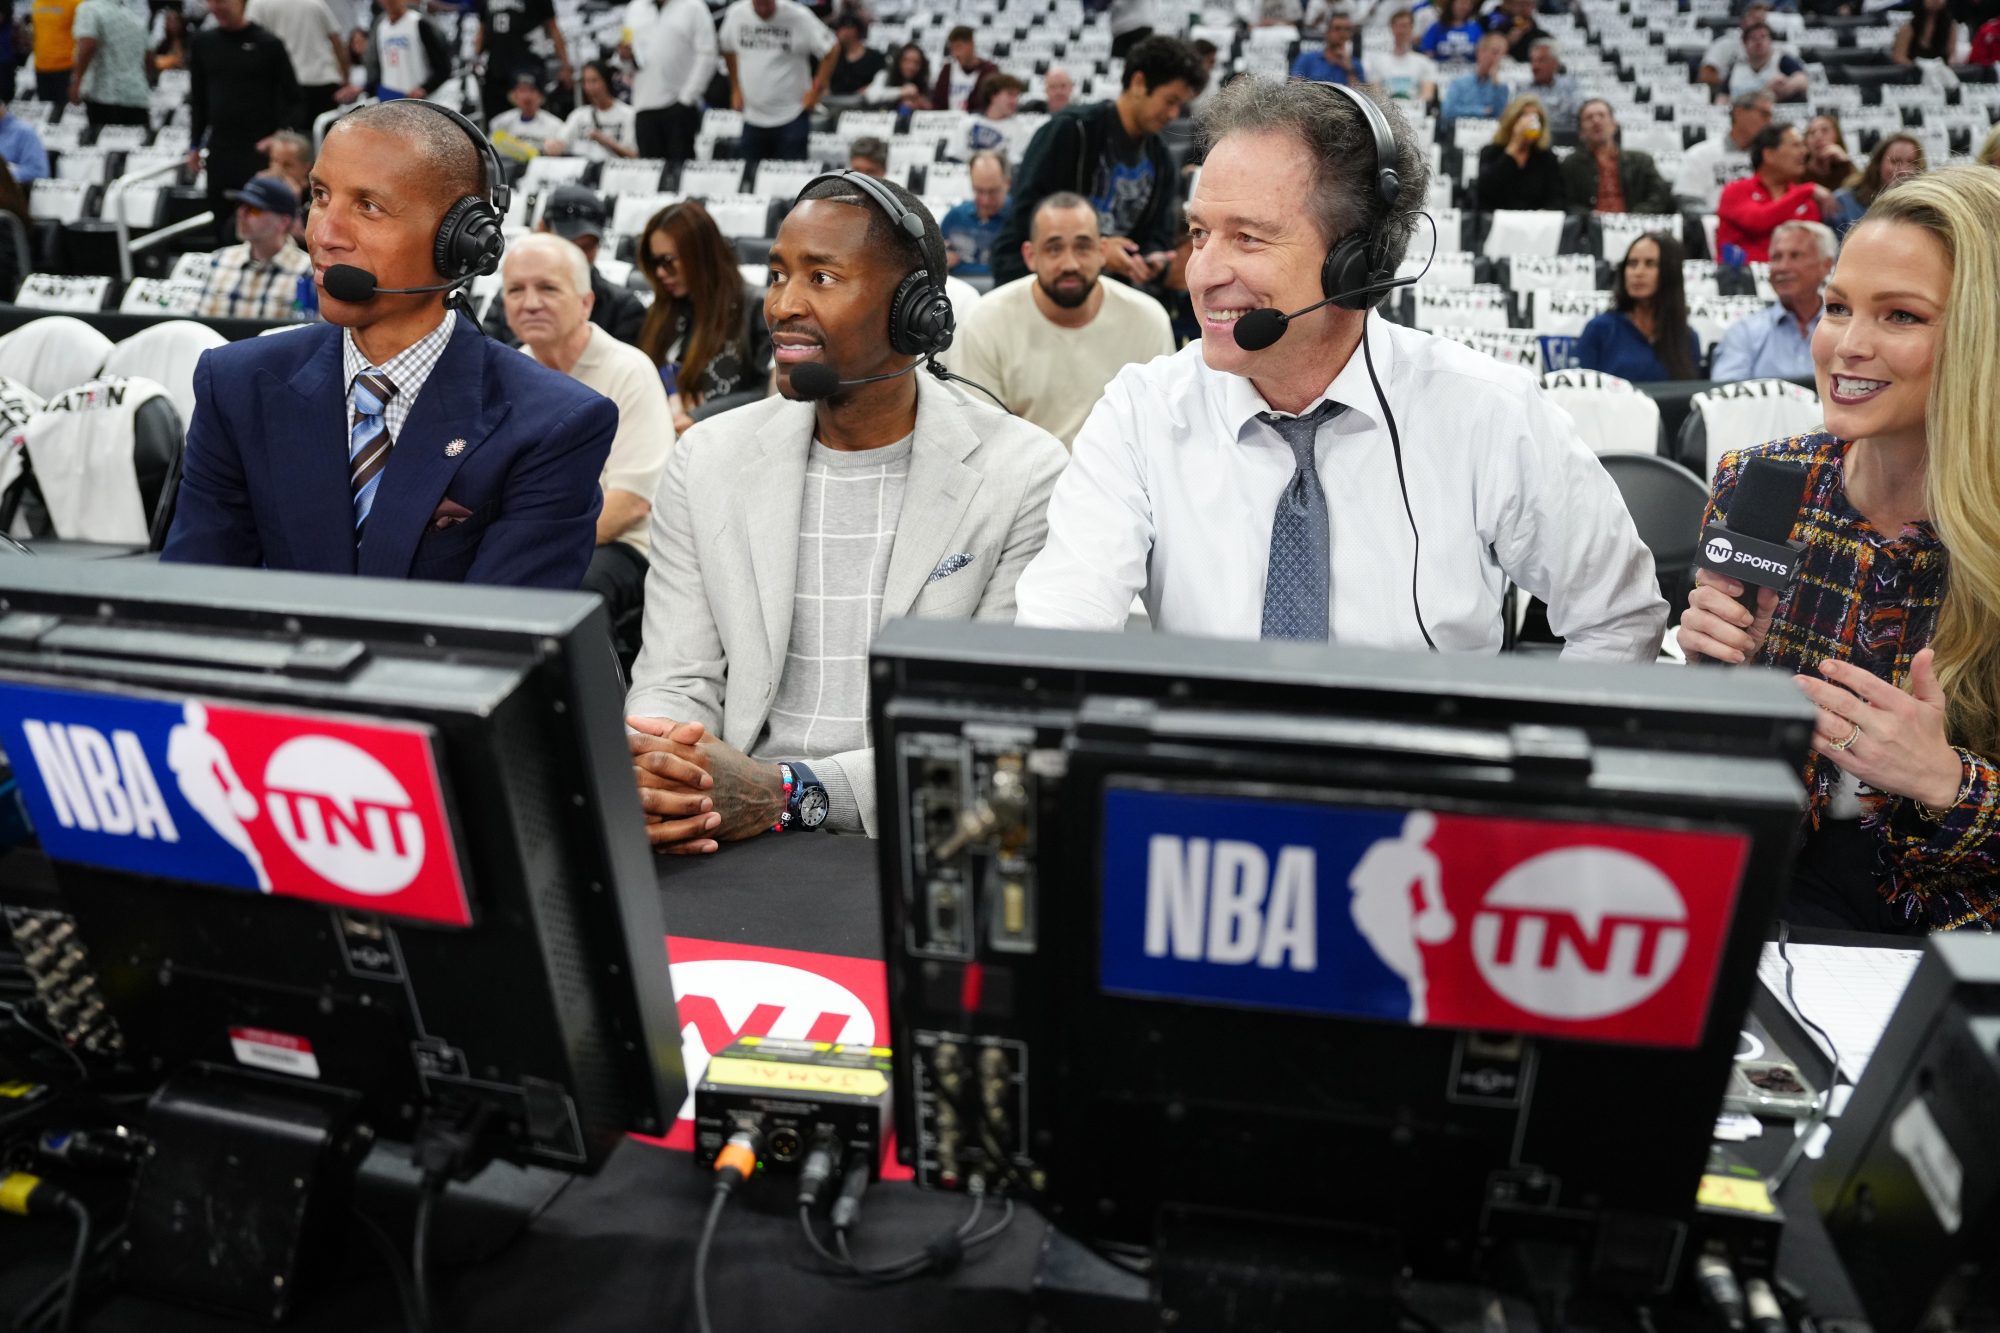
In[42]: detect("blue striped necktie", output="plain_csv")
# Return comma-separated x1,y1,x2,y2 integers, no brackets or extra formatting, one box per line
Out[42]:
1259,400,1344,642
349,369,398,535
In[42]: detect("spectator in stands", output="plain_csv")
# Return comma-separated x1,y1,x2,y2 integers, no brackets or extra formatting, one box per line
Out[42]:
0,105,49,184
1185,38,1220,113
991,35,1208,287
847,135,889,178
1484,0,1548,61
942,150,1010,276
1475,94,1564,210
1894,0,1957,62
952,191,1177,446
1290,10,1367,85
1829,133,1925,236
490,74,567,160
1439,31,1510,130
1710,219,1833,380
865,42,931,114
1803,113,1857,192
33,0,81,106
194,175,311,321
1014,77,1666,656
1419,0,1485,67
1249,0,1304,25
477,0,571,123
720,0,838,172
966,75,1030,160
1562,98,1676,214
150,5,189,74
1577,232,1700,383
246,0,356,124
68,0,151,128
265,130,311,199
637,200,772,434
826,12,883,100
188,0,303,245
1675,90,1772,211
1698,2,1789,93
1718,123,1831,262
483,185,648,347
163,101,616,589
1038,65,1076,114
623,175,1067,851
562,60,639,160
1679,167,2000,929
1720,24,1808,104
1371,9,1438,104
932,23,1000,114
1522,39,1578,135
365,0,449,101
503,233,672,625
620,0,715,162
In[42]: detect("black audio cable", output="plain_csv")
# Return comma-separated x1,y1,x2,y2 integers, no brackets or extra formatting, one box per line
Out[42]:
2,1173,91,1332
692,1127,762,1333
796,1154,1014,1286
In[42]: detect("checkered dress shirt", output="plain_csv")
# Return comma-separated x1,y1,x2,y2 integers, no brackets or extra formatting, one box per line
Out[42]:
195,241,314,322
340,311,457,450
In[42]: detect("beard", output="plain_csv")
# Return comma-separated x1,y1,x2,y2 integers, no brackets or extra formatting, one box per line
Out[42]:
1037,271,1097,309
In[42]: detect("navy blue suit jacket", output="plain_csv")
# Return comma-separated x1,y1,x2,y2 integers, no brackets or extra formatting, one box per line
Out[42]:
161,314,618,589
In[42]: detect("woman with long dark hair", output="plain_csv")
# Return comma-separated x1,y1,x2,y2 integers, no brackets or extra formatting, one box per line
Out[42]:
1576,232,1700,382
1829,132,1926,235
865,42,933,114
637,201,771,434
1893,0,1956,63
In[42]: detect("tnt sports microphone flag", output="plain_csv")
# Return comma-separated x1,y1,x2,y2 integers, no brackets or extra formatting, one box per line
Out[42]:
0,680,473,928
1098,787,1750,1048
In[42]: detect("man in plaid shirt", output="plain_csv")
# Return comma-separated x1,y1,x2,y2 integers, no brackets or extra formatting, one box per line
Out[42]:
195,175,312,322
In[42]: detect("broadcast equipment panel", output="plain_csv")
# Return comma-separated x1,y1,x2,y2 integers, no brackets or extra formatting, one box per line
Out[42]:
0,558,684,1173
871,621,1814,1295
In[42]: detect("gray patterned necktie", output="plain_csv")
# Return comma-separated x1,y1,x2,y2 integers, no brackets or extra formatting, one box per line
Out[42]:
1259,401,1344,642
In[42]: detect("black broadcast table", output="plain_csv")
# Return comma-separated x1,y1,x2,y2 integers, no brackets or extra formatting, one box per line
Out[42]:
3,836,1878,1332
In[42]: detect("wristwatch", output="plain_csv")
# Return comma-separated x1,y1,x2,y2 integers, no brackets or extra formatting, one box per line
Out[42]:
778,761,829,833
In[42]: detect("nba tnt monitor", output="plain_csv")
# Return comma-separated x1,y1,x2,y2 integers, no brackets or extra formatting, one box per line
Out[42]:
0,558,682,1316
869,620,1814,1310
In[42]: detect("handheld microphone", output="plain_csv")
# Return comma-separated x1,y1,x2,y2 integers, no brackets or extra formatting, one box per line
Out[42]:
321,263,469,304
1232,275,1420,353
1695,456,1810,619
786,358,921,402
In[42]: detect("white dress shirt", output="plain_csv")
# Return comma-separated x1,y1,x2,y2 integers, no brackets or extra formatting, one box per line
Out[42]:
623,0,718,112
1013,314,1669,660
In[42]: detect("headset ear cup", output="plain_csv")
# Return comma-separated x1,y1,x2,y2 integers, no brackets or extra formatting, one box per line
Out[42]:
1323,235,1378,310
889,269,953,358
434,195,503,282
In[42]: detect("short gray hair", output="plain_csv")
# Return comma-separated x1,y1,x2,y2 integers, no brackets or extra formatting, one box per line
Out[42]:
1773,219,1837,262
504,231,593,296
268,129,312,164
1730,89,1774,115
1529,36,1558,57
329,101,484,204
1195,76,1430,275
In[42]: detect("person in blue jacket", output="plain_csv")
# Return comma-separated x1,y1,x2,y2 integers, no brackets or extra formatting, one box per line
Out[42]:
1576,231,1701,383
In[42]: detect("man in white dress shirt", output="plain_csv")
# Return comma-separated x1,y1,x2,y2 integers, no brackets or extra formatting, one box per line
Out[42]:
1013,77,1667,659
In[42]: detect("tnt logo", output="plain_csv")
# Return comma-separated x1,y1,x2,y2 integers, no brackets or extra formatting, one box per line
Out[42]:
1705,535,1734,565
1469,849,1689,1021
263,736,426,896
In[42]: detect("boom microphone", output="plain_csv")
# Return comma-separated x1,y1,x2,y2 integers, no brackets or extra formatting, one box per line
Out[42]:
321,264,468,303
1695,456,1810,620
1231,277,1416,353
786,358,922,402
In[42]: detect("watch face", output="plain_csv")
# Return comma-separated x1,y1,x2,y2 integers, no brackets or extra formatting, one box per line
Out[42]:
798,787,830,829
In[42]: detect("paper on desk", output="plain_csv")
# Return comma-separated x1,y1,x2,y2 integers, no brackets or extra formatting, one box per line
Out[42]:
1756,942,1922,1086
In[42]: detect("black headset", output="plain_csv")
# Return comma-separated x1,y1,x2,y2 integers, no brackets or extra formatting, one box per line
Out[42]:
323,99,511,286
796,169,956,358
1319,81,1404,310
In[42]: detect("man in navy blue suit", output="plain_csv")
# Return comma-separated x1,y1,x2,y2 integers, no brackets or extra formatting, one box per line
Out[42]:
161,100,618,589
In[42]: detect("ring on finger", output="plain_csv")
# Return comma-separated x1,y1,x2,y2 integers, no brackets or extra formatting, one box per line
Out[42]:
1828,720,1862,752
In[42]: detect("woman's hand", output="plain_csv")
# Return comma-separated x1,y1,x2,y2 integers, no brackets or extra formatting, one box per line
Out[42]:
1676,568,1778,665
1792,649,1967,810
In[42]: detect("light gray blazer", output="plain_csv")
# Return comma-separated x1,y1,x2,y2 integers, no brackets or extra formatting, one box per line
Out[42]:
625,370,1070,835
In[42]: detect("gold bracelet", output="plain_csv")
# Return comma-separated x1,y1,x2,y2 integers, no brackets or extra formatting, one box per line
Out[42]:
1913,754,1973,824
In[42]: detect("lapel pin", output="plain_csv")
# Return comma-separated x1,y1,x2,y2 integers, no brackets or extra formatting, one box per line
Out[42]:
445,439,467,457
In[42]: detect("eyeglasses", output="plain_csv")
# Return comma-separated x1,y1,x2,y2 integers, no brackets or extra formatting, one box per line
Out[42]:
647,252,681,275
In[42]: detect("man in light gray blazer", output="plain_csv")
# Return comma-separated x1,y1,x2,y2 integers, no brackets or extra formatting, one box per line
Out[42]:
625,173,1070,852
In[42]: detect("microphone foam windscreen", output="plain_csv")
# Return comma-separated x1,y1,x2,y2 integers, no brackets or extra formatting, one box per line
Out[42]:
787,361,840,401
321,264,378,304
1231,308,1287,353
1727,458,1810,543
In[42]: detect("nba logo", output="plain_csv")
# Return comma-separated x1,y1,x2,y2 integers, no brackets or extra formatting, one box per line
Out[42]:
1098,787,1748,1048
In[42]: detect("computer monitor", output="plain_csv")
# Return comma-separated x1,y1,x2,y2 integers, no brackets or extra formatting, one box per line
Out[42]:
0,557,683,1174
870,620,1814,1299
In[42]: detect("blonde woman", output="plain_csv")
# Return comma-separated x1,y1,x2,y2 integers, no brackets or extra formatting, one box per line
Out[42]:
1475,94,1564,210
1678,165,2000,932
